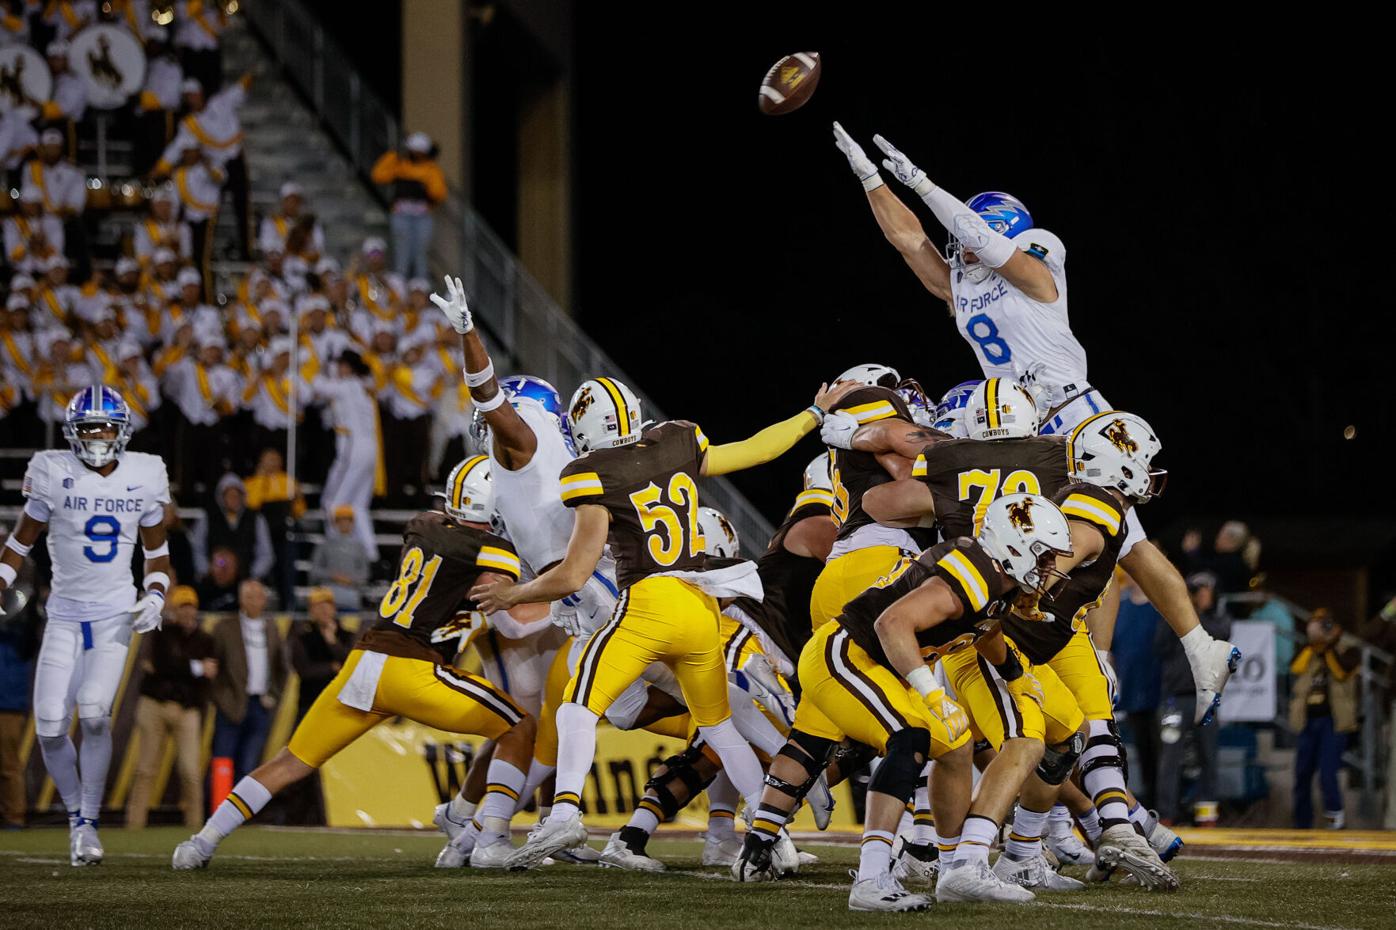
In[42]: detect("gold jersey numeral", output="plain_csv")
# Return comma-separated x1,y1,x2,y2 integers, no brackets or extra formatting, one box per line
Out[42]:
628,471,705,567
379,545,444,628
956,468,1041,534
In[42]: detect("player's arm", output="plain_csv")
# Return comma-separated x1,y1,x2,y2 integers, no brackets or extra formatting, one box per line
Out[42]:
822,411,947,461
782,513,838,561
1052,519,1106,580
700,381,859,477
833,122,952,302
862,479,936,529
872,135,1057,303
0,513,46,591
469,504,610,612
430,275,537,469
874,576,961,697
130,522,173,633
487,600,555,639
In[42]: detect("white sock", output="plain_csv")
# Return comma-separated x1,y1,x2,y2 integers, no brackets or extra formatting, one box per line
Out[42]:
512,758,556,814
1180,624,1212,659
197,776,273,850
912,781,935,844
447,796,477,824
551,703,599,819
1005,805,1049,861
476,759,526,842
447,819,481,853
1081,720,1131,828
957,814,998,866
1128,803,1150,834
77,718,112,821
1076,807,1102,843
38,734,82,814
706,771,738,839
858,829,895,881
937,832,961,868
726,682,786,756
697,718,764,809
627,805,661,835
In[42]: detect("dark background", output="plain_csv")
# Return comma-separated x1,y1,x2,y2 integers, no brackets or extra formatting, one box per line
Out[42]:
313,7,1392,571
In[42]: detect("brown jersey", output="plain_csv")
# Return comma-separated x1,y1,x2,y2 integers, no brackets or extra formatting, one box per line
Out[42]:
1003,482,1132,664
836,537,1018,672
360,511,522,663
828,386,913,542
729,487,835,666
912,435,1070,540
559,420,709,589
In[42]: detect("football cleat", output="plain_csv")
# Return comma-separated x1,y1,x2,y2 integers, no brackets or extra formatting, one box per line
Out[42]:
600,832,666,872
796,850,820,867
1147,815,1184,863
772,830,800,876
993,854,1086,891
432,802,471,842
891,838,939,887
70,819,103,867
1095,824,1180,891
936,860,1036,903
1192,640,1242,725
504,815,589,871
701,833,743,867
553,843,603,864
171,836,212,871
434,842,469,869
468,839,515,869
1045,821,1095,867
805,773,836,831
848,870,932,912
730,836,777,883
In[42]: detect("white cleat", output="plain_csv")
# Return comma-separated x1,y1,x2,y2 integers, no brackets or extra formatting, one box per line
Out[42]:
848,870,932,912
469,839,515,869
505,815,590,871
701,833,743,867
1191,639,1242,725
171,837,212,871
435,841,469,869
731,838,778,883
936,860,1036,903
599,832,666,872
70,820,103,867
772,830,800,876
993,854,1086,891
1046,823,1096,867
1147,816,1184,863
892,838,939,887
796,850,819,867
1096,824,1180,891
806,773,835,831
433,802,471,842
553,843,603,864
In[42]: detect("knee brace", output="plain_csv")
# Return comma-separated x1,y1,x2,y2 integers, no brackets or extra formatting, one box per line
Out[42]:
34,704,70,739
645,742,717,818
1080,719,1127,780
868,727,930,802
1036,729,1087,786
764,730,835,797
832,740,878,774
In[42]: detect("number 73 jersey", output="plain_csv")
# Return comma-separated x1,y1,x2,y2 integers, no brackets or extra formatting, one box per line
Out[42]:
21,450,170,614
558,420,709,590
912,436,1069,540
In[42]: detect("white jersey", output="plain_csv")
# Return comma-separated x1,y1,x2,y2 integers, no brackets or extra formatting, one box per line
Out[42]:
950,229,1089,402
21,450,170,619
491,399,576,572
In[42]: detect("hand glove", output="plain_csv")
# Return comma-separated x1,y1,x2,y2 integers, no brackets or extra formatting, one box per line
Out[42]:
832,122,883,191
429,274,474,334
1005,670,1045,708
872,134,935,198
819,409,860,450
549,599,584,638
130,593,164,634
1015,361,1055,420
922,688,970,742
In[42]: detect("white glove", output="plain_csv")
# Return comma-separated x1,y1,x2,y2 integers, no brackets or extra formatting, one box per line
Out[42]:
873,134,935,197
832,121,883,191
130,593,164,634
819,409,860,450
429,274,474,334
549,599,584,638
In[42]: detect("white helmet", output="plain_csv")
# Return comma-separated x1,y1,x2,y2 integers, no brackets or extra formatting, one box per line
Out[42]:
802,453,833,492
977,493,1073,595
443,454,495,524
697,506,740,558
567,377,642,454
1067,411,1165,503
836,363,900,388
966,377,1039,441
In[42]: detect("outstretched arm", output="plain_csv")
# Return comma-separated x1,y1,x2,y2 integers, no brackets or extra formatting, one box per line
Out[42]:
700,381,858,477
470,504,610,611
431,276,538,469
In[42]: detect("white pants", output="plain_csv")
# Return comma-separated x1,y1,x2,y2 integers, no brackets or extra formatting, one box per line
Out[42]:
33,612,132,738
476,625,567,717
322,435,378,560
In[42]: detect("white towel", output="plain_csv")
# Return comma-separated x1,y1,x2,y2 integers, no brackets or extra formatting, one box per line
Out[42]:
656,560,763,600
337,650,387,712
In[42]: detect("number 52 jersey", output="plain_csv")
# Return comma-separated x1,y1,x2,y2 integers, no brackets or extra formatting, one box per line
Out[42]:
21,449,170,618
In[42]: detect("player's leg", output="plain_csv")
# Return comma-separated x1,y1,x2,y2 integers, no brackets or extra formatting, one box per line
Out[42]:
602,739,721,871
433,738,494,866
32,621,83,831
808,546,903,630
62,615,130,866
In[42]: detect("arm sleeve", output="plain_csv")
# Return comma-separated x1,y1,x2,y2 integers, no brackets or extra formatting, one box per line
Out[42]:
486,608,556,640
702,410,818,477
920,186,1018,269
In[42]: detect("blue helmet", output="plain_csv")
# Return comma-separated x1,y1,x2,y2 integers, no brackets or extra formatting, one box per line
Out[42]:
965,192,1033,239
469,374,575,454
894,379,934,428
932,380,983,437
63,384,133,468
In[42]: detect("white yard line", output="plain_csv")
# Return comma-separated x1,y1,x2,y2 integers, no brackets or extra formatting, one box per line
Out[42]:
1035,902,1359,930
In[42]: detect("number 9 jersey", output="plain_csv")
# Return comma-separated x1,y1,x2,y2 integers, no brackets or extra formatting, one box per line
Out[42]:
20,449,170,618
558,420,708,590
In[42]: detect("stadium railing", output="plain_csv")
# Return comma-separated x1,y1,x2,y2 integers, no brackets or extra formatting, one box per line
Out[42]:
241,0,776,551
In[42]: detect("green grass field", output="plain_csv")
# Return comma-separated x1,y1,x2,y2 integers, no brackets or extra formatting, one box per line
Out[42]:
1,827,1392,930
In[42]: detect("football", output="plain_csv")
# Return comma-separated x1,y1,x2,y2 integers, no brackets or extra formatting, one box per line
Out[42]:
758,51,821,115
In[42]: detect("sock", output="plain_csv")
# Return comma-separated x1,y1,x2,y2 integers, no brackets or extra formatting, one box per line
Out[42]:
38,734,82,813
1082,720,1131,828
1138,807,1159,837
447,797,477,825
858,829,895,881
1074,807,1102,844
896,809,914,837
447,819,480,853
697,718,764,809
750,800,793,842
476,759,526,843
618,824,652,854
512,759,555,814
937,832,962,869
551,703,599,820
1128,803,1151,836
727,683,787,756
625,798,662,836
706,771,738,839
1005,805,1050,861
1179,624,1212,659
77,718,112,822
957,814,998,867
197,776,272,851
912,785,935,844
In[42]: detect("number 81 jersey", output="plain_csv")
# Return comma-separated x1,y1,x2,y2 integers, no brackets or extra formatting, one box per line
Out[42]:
558,420,708,590
21,450,170,615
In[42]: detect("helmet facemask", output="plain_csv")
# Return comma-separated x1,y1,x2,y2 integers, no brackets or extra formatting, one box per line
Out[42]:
64,417,130,468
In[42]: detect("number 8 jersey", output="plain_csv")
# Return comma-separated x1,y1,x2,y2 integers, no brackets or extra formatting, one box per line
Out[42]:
21,449,170,618
558,420,708,590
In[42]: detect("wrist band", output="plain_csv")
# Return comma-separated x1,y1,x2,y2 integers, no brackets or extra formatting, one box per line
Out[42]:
861,173,885,193
143,571,170,595
806,404,826,425
905,664,937,698
473,389,508,413
142,542,169,560
993,649,1025,682
463,361,494,387
0,563,16,587
4,536,32,558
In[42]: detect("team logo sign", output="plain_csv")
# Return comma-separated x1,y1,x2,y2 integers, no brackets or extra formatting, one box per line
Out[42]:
1103,418,1139,455
68,24,148,110
1006,497,1036,530
570,385,594,421
0,45,52,113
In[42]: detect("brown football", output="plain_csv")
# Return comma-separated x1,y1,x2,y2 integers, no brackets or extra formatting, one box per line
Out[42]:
758,52,821,115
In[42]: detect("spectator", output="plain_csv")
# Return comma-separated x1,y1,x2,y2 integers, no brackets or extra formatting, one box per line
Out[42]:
1110,574,1164,809
40,40,89,135
1182,520,1259,595
162,333,243,491
291,588,354,719
173,0,228,95
133,185,194,269
135,26,184,175
347,236,404,326
243,448,306,608
160,141,225,293
0,573,41,829
1289,608,1358,830
197,546,241,612
210,580,287,782
125,586,217,829
4,188,63,273
259,182,325,261
156,74,252,260
310,351,384,561
0,104,39,183
160,501,198,588
370,132,446,280
1155,571,1231,826
308,505,370,611
42,2,95,44
21,128,88,279
191,473,275,584
1249,576,1298,684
